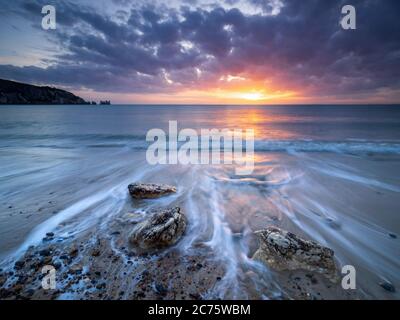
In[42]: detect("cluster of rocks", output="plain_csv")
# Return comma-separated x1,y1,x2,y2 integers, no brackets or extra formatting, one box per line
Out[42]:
0,243,81,299
1,182,396,300
128,183,340,283
127,183,186,251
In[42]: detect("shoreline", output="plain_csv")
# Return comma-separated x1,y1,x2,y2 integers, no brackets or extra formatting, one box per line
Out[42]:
0,224,359,300
0,183,361,300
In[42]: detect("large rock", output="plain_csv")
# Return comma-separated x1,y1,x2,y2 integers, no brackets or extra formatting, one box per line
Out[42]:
253,227,338,282
128,183,177,199
129,207,186,250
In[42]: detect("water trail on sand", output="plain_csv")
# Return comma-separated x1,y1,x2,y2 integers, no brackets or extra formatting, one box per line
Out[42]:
266,153,400,296
204,174,241,298
177,165,281,299
1,165,153,267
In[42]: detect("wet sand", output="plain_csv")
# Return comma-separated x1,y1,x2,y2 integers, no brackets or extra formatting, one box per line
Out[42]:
0,214,358,300
2,152,399,300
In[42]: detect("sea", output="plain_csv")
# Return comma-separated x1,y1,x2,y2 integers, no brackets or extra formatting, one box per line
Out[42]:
0,104,399,299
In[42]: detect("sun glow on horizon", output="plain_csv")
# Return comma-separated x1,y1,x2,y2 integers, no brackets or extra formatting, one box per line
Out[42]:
235,91,267,101
76,87,299,104
75,75,299,104
216,89,296,102
213,75,297,102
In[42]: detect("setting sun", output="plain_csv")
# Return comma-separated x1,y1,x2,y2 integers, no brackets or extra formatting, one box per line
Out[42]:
215,88,296,103
236,91,266,101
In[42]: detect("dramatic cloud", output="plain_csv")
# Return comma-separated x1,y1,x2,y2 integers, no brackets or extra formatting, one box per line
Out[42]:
0,0,399,103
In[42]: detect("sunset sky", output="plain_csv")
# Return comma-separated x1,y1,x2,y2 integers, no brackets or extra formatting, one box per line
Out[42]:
0,0,399,104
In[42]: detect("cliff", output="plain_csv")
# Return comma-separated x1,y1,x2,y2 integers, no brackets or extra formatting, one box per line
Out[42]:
0,79,88,105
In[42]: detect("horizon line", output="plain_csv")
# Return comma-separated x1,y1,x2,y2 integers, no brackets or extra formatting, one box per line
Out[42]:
78,103,400,106
2,103,400,106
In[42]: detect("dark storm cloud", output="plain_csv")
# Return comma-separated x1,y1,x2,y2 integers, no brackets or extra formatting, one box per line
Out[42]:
1,0,400,99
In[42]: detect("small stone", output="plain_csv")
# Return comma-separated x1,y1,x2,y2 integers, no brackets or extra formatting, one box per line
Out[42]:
325,218,341,230
70,264,83,274
142,270,150,277
379,281,396,293
189,293,201,300
0,276,6,287
42,256,52,265
96,282,106,290
69,246,78,257
46,232,54,237
13,284,23,292
155,283,168,296
389,233,397,239
26,289,35,297
311,277,318,285
39,249,51,257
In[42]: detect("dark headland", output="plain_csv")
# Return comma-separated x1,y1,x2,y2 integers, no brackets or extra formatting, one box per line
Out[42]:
0,79,98,105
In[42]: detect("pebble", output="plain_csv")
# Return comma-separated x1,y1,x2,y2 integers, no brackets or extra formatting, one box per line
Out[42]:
69,246,78,257
26,289,35,297
142,270,150,277
189,293,201,300
70,264,83,274
379,281,396,293
96,282,106,290
155,283,167,296
42,256,52,265
39,249,51,256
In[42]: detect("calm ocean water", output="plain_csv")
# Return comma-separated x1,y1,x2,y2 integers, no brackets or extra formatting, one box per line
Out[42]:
1,105,400,150
0,105,399,299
